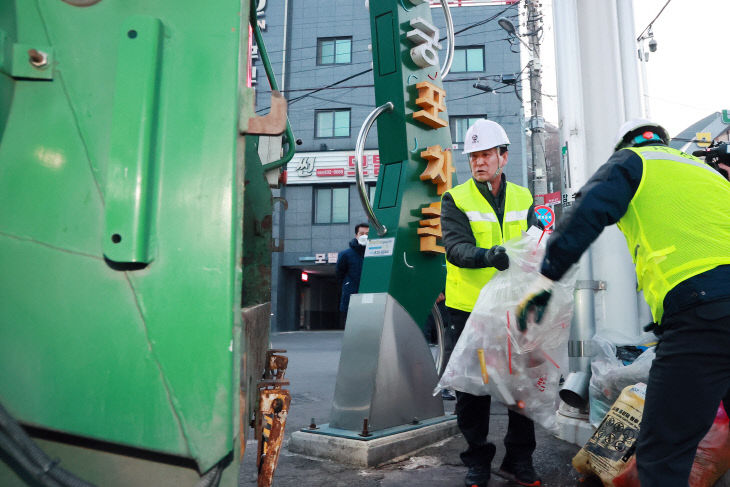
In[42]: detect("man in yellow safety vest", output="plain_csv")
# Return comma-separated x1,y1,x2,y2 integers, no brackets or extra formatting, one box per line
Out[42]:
442,119,543,487
517,119,730,487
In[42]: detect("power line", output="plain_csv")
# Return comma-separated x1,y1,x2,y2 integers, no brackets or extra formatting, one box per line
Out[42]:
260,72,520,95
255,73,528,115
287,68,374,105
256,69,530,112
259,20,519,69
252,30,518,88
636,0,672,40
451,3,519,36
257,11,519,58
255,7,523,113
258,60,374,79
306,92,376,108
263,34,515,76
277,73,530,112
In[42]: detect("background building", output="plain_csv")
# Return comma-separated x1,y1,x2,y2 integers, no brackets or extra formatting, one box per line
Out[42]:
255,0,526,331
670,111,730,153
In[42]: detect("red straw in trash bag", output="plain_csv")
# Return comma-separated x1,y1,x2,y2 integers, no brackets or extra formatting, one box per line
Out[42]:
532,227,548,257
506,311,513,374
542,350,560,369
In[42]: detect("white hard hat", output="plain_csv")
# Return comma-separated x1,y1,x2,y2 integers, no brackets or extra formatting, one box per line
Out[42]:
613,118,670,151
462,119,510,154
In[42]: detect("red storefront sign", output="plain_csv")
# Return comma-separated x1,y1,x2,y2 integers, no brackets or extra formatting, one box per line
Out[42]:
540,191,562,205
347,155,380,177
287,150,380,184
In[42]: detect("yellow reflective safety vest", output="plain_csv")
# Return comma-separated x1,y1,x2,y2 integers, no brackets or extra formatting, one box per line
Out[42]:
617,145,730,323
444,179,533,312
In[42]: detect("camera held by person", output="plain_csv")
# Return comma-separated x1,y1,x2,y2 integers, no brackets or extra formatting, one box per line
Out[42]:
693,141,730,179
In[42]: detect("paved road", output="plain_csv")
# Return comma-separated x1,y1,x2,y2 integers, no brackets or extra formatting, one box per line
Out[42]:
239,331,599,486
237,330,730,487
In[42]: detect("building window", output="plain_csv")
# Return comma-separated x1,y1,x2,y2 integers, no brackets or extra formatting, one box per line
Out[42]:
315,109,350,138
451,46,484,73
452,116,487,144
314,186,349,224
317,37,352,65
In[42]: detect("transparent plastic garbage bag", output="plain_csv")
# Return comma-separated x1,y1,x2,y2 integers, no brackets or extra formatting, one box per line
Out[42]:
437,227,577,432
589,336,656,427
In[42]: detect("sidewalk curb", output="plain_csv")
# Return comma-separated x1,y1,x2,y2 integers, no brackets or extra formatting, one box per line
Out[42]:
287,418,459,467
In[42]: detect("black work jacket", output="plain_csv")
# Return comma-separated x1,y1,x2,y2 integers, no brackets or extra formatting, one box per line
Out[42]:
442,173,541,269
541,144,730,320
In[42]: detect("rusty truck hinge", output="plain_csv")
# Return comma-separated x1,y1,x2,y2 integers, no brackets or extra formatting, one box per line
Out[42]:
255,349,290,487
244,91,288,136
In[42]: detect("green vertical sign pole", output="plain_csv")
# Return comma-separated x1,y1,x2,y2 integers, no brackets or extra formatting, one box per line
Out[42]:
359,0,452,328
325,0,456,435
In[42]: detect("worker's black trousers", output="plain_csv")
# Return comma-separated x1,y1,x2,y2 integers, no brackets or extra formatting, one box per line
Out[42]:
637,298,730,487
447,307,537,467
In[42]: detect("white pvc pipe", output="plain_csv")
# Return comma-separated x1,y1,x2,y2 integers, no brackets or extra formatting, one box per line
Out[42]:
553,0,595,404
552,0,588,197
576,0,641,344
616,0,642,120
617,0,654,329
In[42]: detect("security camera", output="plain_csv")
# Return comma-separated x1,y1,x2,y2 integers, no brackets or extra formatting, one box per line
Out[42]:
648,38,657,52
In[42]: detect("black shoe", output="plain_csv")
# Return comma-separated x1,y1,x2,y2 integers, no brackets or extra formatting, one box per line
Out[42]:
464,465,491,487
498,457,541,486
441,389,456,400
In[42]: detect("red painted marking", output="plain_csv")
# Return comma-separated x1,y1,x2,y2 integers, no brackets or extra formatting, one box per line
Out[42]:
428,72,438,80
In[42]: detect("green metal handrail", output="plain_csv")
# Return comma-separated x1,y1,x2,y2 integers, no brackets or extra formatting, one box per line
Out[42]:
250,7,296,171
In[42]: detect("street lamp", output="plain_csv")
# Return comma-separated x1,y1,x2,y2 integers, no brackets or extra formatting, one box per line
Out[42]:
497,17,531,51
497,17,516,35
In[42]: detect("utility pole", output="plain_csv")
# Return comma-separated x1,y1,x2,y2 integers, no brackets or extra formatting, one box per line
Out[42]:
526,0,547,204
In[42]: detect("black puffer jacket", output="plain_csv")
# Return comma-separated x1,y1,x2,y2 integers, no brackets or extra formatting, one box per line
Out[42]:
336,238,365,312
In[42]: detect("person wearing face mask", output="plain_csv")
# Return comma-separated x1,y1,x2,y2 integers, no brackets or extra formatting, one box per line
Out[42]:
335,222,370,329
441,119,543,487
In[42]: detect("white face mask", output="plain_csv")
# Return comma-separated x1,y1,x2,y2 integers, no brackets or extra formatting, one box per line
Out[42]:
357,234,368,246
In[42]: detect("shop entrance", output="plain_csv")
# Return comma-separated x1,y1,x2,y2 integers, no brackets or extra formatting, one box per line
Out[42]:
296,267,342,330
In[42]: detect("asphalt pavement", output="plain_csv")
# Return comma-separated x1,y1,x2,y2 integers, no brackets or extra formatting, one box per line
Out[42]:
238,331,595,487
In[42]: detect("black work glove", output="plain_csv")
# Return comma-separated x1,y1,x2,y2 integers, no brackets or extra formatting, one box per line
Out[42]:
484,245,509,271
516,274,556,332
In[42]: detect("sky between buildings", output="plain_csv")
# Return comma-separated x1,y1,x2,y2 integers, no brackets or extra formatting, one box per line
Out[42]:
536,0,728,138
